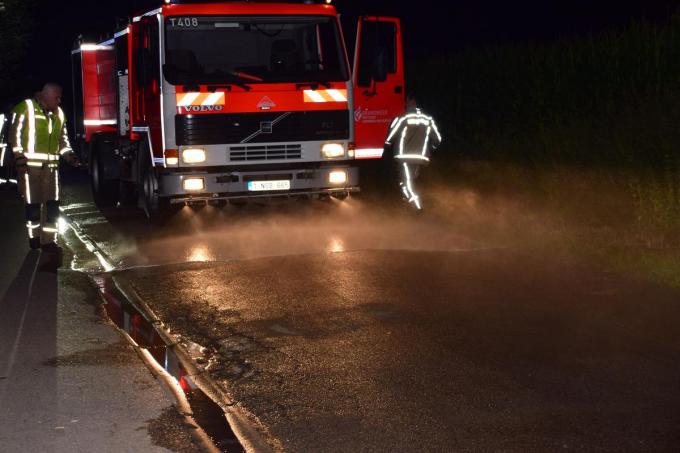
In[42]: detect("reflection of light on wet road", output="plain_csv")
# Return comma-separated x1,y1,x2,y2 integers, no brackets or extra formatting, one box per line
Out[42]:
59,186,498,269
328,237,345,253
58,212,115,272
58,217,68,234
187,244,214,262
113,204,488,267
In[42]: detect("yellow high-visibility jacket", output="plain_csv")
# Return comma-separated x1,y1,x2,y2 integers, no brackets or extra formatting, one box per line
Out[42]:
10,98,73,168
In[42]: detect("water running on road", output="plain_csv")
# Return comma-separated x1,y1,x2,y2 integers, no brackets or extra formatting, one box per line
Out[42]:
60,191,496,271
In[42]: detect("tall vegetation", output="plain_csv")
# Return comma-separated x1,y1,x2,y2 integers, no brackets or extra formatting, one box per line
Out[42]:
0,0,37,104
408,13,680,244
409,14,680,165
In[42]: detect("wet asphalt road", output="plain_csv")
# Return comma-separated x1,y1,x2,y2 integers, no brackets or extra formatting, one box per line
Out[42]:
59,168,680,452
59,168,484,271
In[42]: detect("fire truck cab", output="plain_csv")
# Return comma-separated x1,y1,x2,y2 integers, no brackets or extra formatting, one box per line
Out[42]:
71,0,404,219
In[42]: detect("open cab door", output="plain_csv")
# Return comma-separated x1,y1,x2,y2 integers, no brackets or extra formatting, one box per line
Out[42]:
352,16,405,159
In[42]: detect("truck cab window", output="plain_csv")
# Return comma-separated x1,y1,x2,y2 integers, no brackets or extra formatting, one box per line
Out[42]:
164,15,348,85
135,18,160,89
356,21,396,87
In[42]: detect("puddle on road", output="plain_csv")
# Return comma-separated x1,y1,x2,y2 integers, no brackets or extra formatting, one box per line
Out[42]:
91,274,243,453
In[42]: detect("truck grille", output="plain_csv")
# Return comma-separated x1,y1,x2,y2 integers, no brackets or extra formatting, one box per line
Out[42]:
230,144,302,161
175,110,349,146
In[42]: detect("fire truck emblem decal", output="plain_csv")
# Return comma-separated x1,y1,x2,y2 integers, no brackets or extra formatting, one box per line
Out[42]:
240,112,291,143
257,96,276,110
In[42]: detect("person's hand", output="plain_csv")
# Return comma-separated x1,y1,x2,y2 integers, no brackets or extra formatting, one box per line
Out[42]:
14,155,27,175
70,156,82,168
64,152,81,167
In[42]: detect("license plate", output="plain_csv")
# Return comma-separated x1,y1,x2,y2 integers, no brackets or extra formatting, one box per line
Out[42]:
247,180,291,191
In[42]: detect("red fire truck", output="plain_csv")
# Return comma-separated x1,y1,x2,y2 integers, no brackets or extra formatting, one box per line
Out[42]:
71,0,404,219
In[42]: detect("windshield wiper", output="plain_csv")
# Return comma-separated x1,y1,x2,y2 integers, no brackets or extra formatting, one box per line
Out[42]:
207,82,251,92
203,70,254,91
229,69,264,82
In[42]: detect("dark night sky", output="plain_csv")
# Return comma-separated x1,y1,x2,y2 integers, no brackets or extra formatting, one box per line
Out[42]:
12,0,680,102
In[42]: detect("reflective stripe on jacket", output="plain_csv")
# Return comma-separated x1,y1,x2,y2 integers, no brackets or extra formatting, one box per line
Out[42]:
385,109,442,162
10,99,72,167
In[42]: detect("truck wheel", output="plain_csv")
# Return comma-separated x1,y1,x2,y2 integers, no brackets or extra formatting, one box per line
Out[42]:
138,155,159,218
90,141,119,207
138,155,178,222
118,181,137,207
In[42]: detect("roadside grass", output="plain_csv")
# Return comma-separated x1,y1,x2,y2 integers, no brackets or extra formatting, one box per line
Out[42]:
422,160,680,289
400,12,680,289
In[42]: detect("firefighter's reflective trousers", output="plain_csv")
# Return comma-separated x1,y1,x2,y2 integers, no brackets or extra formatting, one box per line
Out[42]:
398,161,424,210
19,164,60,244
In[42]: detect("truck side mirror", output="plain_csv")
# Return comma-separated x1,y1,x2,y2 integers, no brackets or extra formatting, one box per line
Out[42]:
372,47,388,83
362,47,388,96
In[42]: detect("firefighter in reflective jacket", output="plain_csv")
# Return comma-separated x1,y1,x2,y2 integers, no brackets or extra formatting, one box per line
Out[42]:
385,102,442,210
0,112,9,184
10,83,80,250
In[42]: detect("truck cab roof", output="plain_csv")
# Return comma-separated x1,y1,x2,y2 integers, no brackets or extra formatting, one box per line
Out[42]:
132,1,338,23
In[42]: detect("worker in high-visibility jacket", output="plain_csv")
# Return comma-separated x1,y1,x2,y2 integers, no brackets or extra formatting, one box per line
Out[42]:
9,83,80,251
384,99,442,210
0,111,8,185
1,103,20,188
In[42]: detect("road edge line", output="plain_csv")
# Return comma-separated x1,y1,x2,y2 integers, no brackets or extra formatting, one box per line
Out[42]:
110,273,281,453
60,207,280,451
116,324,221,453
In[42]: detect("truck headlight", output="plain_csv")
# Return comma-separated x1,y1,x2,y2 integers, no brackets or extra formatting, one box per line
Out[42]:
182,148,206,164
183,178,205,191
321,143,345,159
328,170,347,185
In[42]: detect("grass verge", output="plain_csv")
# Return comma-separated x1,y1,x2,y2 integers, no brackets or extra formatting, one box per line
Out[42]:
424,159,680,289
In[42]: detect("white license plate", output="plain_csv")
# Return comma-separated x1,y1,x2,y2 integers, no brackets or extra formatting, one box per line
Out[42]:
247,180,291,191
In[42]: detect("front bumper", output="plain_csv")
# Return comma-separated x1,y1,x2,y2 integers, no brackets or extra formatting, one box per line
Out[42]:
159,165,359,204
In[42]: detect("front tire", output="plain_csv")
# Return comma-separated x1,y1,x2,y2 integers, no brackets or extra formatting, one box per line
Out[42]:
118,181,137,207
137,152,179,222
90,140,119,208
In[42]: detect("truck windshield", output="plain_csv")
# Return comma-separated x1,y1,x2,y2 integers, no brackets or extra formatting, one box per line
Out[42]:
164,15,349,85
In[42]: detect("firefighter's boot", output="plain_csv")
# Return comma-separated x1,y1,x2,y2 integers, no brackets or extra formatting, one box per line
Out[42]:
40,243,63,272
29,237,41,250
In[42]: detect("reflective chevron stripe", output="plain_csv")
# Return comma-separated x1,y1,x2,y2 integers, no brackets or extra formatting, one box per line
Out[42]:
175,92,226,107
303,89,347,103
